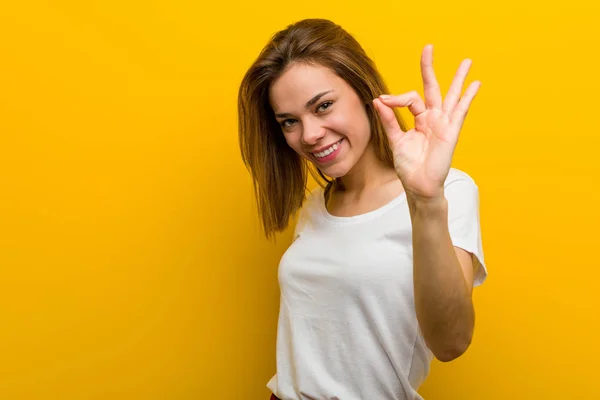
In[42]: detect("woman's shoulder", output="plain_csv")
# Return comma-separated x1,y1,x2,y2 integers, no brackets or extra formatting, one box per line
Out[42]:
291,185,326,236
300,184,326,212
442,168,481,205
444,168,479,188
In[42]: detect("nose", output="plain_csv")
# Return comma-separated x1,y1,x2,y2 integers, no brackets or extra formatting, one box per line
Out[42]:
301,119,327,146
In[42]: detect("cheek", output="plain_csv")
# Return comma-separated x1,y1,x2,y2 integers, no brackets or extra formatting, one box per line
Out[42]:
283,132,305,154
327,113,352,134
329,110,370,143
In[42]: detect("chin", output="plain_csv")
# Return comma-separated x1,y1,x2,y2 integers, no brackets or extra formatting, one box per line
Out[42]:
316,163,350,180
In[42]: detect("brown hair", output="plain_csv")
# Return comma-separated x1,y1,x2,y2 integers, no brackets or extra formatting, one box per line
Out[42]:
237,18,407,239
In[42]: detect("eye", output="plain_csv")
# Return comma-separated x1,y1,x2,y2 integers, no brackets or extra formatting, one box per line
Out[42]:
316,101,333,113
280,119,297,129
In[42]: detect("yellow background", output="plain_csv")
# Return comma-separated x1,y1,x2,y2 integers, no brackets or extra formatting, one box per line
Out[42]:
1,0,598,399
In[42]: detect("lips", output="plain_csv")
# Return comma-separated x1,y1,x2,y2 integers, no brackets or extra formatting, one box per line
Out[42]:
312,139,343,159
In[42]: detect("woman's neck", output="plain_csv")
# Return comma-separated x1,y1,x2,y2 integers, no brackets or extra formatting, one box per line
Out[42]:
337,150,398,194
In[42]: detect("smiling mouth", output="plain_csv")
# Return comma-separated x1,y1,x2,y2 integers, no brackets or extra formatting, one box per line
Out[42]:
312,139,343,159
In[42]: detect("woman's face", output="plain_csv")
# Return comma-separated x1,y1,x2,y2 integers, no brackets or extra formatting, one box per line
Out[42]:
269,63,373,179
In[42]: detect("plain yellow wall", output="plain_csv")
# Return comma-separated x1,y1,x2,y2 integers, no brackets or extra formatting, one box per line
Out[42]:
1,0,599,399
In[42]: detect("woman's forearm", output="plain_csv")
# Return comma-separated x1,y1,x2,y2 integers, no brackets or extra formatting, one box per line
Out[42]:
408,193,474,362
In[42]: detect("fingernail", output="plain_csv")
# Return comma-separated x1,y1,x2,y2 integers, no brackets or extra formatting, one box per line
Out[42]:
380,94,391,99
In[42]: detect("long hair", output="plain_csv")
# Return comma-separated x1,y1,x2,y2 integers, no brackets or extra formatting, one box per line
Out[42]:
237,18,407,239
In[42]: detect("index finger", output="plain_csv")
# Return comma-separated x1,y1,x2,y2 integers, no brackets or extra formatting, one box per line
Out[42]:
372,98,405,143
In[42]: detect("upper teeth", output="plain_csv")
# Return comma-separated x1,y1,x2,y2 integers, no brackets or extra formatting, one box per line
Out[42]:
314,140,341,158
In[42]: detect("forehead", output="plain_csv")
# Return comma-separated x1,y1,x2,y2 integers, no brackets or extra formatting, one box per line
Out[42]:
269,63,347,111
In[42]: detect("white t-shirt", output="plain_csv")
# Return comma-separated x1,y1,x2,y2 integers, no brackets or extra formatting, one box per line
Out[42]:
267,168,488,400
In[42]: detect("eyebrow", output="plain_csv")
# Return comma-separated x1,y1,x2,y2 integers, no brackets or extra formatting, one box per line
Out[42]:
274,90,334,119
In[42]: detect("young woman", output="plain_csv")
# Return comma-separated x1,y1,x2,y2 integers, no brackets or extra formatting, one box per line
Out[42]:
237,18,487,400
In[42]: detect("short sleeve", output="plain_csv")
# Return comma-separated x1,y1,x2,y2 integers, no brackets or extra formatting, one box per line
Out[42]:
444,170,488,287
